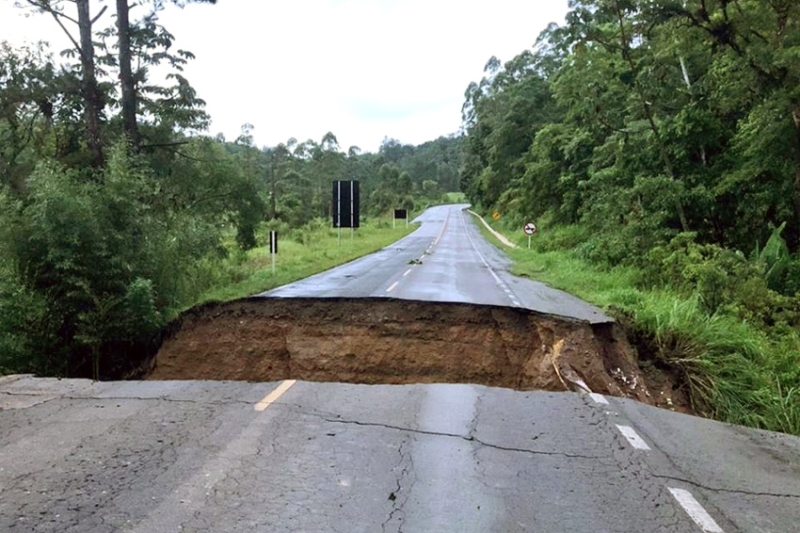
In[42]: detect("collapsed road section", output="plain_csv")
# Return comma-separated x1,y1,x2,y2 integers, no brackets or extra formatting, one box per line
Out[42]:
148,297,664,406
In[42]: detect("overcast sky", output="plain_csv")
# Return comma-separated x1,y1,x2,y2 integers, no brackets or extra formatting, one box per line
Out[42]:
1,0,568,152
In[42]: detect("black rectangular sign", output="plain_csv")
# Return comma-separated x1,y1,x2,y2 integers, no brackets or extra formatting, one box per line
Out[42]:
332,180,360,228
269,230,278,254
394,209,407,220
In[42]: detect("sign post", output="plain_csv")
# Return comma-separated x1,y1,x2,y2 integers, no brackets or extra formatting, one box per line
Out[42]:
269,230,278,273
393,209,408,229
332,180,360,245
523,222,537,249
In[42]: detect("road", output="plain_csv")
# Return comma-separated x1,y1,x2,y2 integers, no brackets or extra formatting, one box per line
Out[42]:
261,204,610,323
1,376,798,532
1,204,800,532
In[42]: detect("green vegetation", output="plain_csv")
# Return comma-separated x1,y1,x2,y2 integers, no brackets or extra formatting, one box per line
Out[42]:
475,217,800,436
444,192,467,203
461,1,800,434
0,2,459,380
196,221,414,305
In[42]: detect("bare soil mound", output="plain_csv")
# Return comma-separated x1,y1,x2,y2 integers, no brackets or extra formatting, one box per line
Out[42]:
147,297,682,408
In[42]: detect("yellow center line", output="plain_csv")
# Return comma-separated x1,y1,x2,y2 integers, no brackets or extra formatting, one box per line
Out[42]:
254,379,296,411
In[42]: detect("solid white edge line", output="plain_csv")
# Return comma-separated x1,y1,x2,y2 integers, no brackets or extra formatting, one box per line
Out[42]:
615,424,651,450
254,379,297,411
589,393,609,405
668,488,724,533
386,281,400,293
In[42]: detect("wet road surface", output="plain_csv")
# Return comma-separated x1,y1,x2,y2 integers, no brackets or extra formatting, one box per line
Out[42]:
2,376,799,532
261,204,610,323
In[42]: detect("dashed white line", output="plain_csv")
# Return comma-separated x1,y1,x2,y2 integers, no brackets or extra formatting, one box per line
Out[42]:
589,393,609,405
615,424,651,450
403,269,412,277
386,281,400,293
669,488,724,533
254,380,296,411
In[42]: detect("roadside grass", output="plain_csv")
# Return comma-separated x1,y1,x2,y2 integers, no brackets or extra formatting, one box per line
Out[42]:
444,191,467,203
470,212,800,436
187,219,414,310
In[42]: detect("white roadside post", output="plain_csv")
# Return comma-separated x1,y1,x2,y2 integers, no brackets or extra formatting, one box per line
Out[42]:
524,222,537,248
269,230,278,274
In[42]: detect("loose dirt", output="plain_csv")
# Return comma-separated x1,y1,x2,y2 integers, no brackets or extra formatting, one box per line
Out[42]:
147,297,684,409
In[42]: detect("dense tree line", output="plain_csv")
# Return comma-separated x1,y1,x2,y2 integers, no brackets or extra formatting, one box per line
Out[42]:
462,0,800,281
0,2,459,378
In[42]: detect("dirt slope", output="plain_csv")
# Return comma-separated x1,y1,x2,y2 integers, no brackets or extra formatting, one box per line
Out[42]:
147,297,683,409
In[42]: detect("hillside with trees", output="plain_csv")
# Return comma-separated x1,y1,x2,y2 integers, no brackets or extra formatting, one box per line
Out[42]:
461,0,800,434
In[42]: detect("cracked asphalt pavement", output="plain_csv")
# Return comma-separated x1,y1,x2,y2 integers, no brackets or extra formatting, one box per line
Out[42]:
2,376,799,532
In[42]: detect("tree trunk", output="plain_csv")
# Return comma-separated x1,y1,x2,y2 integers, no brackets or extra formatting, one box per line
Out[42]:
116,0,139,148
76,0,104,168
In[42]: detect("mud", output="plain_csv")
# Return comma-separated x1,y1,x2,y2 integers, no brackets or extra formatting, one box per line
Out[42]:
147,297,684,408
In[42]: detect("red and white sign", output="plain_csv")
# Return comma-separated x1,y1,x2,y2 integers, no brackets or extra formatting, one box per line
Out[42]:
524,222,537,236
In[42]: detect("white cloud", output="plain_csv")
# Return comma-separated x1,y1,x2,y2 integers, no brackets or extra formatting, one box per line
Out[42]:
0,0,568,151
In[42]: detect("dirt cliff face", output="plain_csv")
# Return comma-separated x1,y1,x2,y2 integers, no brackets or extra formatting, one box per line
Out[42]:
147,297,683,409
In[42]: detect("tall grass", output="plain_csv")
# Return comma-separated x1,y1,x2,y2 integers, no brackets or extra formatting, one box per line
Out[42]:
474,214,800,436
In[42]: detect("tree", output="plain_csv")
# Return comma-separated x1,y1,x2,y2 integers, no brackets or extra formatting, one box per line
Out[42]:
113,0,217,148
24,0,107,167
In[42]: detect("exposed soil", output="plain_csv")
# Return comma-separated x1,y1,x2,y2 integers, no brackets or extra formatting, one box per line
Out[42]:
147,297,687,410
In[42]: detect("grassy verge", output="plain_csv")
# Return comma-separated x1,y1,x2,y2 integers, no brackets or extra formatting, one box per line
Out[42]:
444,191,467,203
471,212,800,436
190,219,415,308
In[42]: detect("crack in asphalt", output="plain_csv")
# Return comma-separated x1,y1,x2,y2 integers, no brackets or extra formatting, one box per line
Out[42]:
652,473,800,499
0,391,257,407
321,416,602,460
382,439,411,533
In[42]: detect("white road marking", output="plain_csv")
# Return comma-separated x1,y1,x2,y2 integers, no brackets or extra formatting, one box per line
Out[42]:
254,380,296,411
669,488,724,533
511,300,521,306
432,210,451,247
615,424,651,450
386,281,400,293
589,393,609,405
403,269,412,277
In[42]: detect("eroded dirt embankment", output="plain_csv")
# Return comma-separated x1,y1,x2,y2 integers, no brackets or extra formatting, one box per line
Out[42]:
148,297,674,407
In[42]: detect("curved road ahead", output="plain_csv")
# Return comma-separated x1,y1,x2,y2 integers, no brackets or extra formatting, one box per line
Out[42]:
1,205,799,532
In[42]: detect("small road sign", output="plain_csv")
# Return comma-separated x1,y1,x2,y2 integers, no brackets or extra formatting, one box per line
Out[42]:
524,222,537,235
492,211,501,221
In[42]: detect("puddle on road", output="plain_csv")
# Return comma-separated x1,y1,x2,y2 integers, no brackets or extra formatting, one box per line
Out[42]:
146,297,666,406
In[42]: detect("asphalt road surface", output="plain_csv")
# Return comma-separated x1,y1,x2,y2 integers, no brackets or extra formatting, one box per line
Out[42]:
260,204,610,323
1,376,798,532
2,204,799,532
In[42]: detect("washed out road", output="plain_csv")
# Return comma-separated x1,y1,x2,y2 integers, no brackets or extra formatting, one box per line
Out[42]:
1,205,799,532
